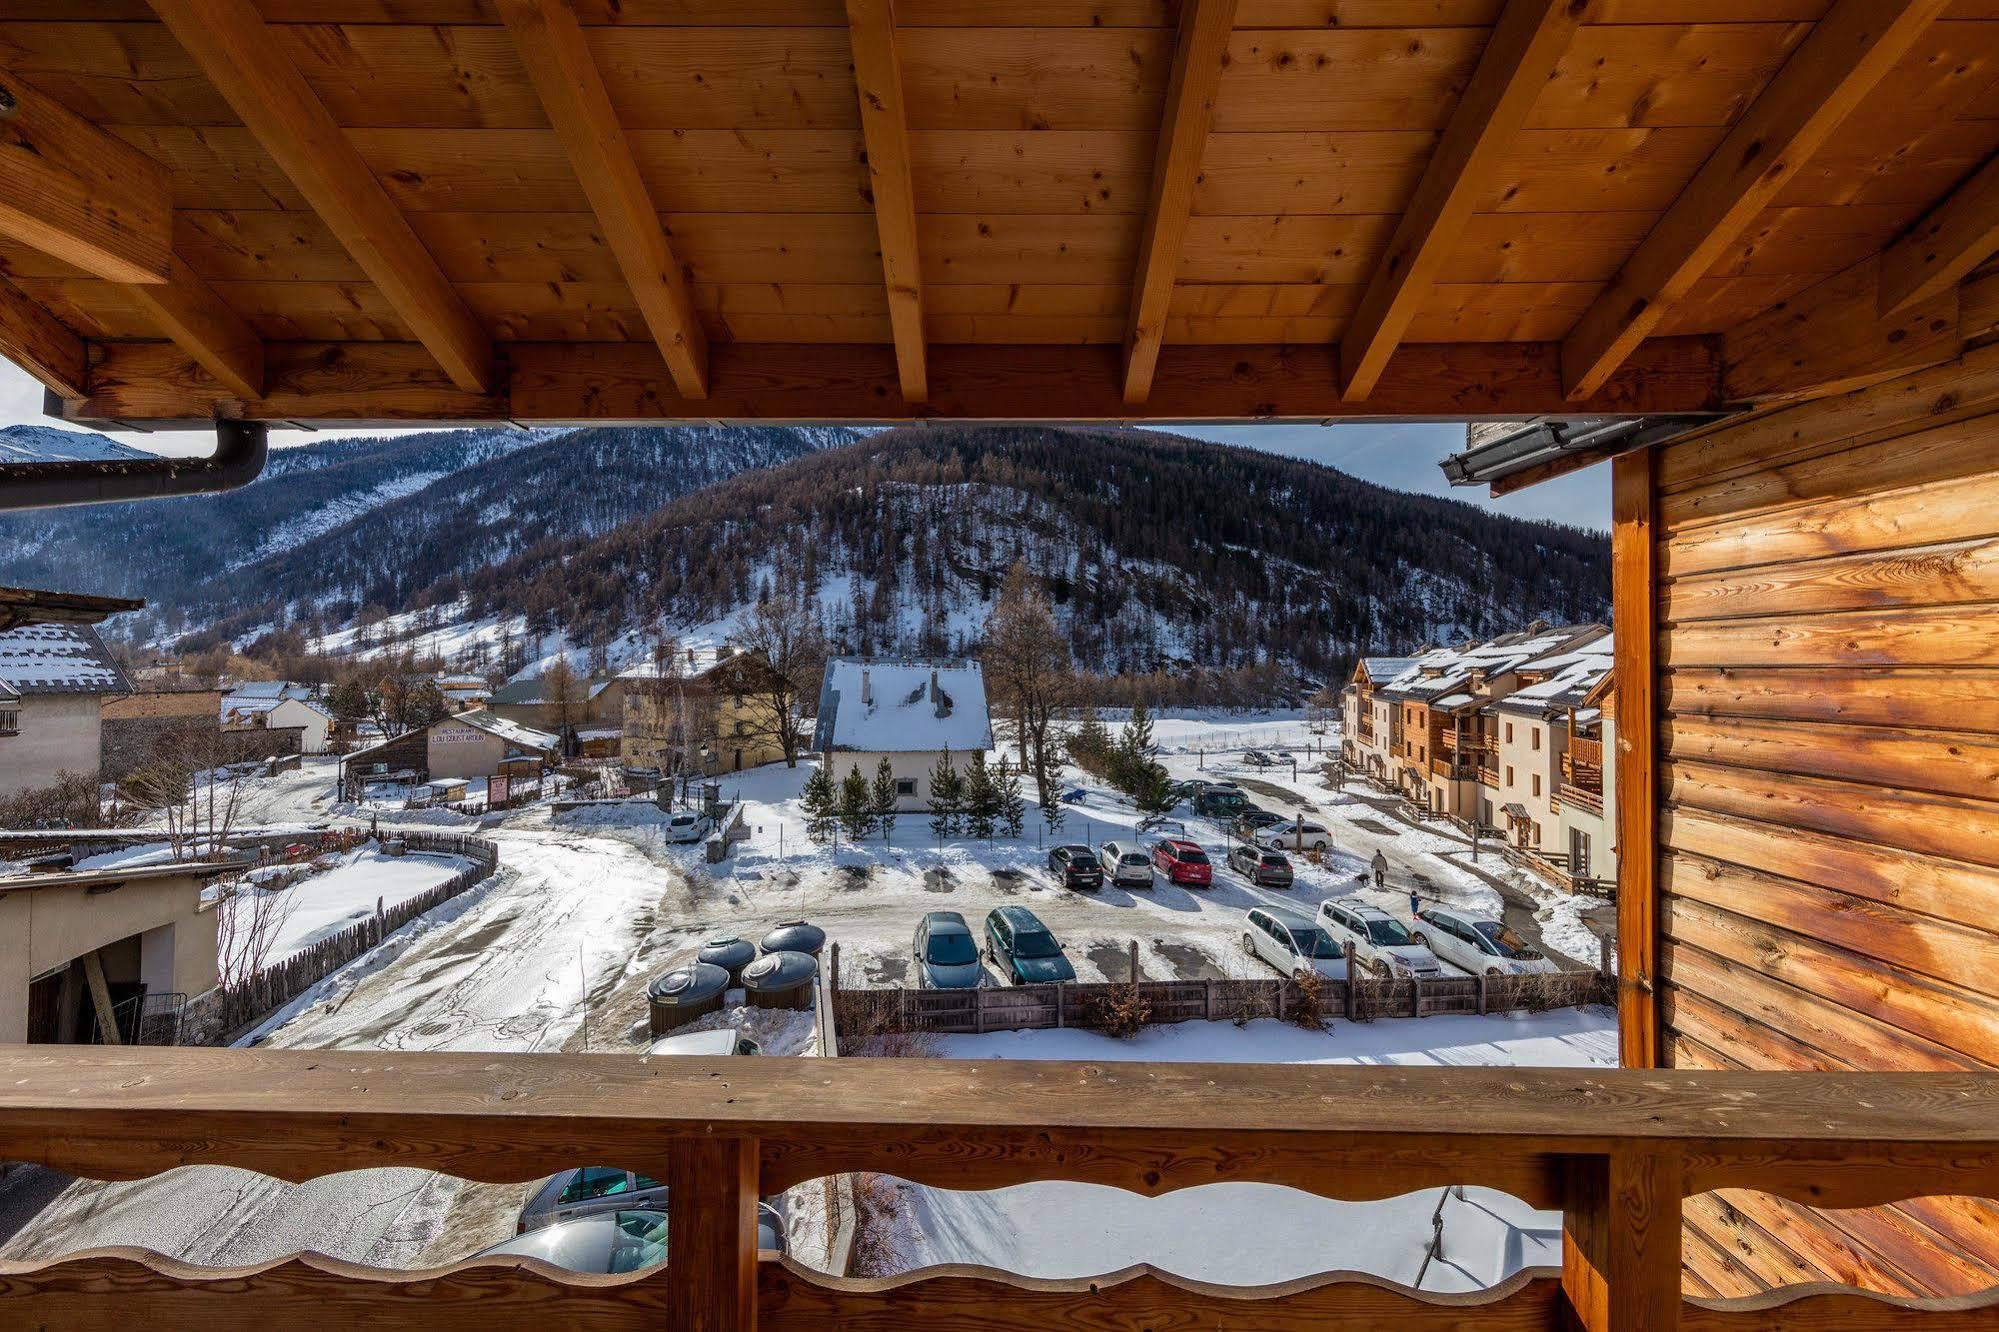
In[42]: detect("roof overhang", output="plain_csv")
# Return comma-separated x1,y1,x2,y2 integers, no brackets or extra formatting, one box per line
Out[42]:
0,585,144,633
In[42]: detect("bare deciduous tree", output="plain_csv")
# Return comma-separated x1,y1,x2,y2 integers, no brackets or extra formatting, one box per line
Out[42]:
983,561,1073,819
734,582,826,768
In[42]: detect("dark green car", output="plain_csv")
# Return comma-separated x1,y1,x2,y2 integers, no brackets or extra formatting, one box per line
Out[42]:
983,905,1076,984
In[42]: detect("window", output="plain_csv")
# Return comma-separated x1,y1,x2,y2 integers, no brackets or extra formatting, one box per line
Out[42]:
1505,723,1514,743
1532,775,1542,797
1531,730,1541,751
1505,766,1514,786
1571,829,1592,877
559,1167,632,1204
894,778,917,798
0,707,16,736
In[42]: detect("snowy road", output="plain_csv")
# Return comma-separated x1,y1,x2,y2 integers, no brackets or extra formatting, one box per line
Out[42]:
0,823,670,1269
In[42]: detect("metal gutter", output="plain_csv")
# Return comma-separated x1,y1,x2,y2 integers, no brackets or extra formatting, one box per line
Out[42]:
1438,416,1711,490
0,417,268,512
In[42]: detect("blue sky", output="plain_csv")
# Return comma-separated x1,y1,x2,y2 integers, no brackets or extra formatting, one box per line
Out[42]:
0,361,1607,531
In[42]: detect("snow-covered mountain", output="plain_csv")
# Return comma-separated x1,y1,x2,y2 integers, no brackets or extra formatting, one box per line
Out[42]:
0,421,1607,691
0,424,153,464
0,424,859,637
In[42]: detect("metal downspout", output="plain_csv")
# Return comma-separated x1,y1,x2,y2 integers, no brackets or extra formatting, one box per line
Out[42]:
0,419,269,512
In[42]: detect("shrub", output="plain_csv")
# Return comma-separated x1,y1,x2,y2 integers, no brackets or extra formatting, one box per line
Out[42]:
1087,982,1152,1040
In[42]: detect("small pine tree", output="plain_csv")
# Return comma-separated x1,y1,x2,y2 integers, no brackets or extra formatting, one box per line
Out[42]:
1113,700,1158,798
1132,759,1175,818
1067,704,1112,774
870,755,899,841
996,755,1025,838
839,762,873,840
962,751,999,839
801,764,836,843
928,748,962,838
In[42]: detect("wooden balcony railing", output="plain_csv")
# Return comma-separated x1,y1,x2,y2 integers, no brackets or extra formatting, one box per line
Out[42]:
1431,756,1475,780
0,1048,1995,1330
1570,735,1603,767
1476,762,1500,786
1559,782,1605,816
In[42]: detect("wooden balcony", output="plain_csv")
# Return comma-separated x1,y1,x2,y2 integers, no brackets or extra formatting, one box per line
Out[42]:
1431,756,1475,781
1559,782,1606,816
1570,736,1604,768
1476,762,1500,787
0,1047,1994,1330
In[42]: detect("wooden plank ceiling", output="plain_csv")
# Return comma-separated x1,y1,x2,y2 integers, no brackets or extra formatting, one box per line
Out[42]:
1,0,1998,423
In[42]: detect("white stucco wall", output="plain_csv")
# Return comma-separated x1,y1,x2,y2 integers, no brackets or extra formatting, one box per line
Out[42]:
823,750,961,812
0,694,102,797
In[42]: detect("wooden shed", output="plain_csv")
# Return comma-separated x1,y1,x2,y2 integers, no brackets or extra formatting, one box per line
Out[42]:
1,2,1998,1329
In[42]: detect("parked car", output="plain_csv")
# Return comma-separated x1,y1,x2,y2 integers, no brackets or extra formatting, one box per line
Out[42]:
665,810,714,844
1097,840,1154,889
983,906,1076,984
1316,900,1442,979
1232,809,1284,841
1241,907,1345,980
479,1205,786,1272
1047,843,1103,890
913,910,984,989
1413,907,1556,977
647,1027,760,1057
1149,838,1213,887
1255,819,1333,853
1242,749,1273,767
1227,842,1294,888
519,1167,667,1232
1190,783,1249,818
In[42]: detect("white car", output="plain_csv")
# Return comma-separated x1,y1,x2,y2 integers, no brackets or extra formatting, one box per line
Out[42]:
1255,819,1333,853
1316,899,1442,979
665,810,714,844
1241,907,1346,980
1097,840,1154,889
1413,907,1556,977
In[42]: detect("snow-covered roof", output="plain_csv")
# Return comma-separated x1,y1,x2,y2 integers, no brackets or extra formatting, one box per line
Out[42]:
1378,624,1607,704
1356,656,1419,684
618,645,743,679
227,680,313,701
1494,634,1615,717
489,673,612,705
812,659,991,754
0,623,130,696
453,708,560,754
222,694,334,722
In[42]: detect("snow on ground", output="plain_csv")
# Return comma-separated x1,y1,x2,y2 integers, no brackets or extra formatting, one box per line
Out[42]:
887,1009,1613,1291
235,844,474,970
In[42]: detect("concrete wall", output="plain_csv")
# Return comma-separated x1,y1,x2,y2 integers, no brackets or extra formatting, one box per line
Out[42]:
0,872,221,1043
1494,711,1562,848
0,694,103,798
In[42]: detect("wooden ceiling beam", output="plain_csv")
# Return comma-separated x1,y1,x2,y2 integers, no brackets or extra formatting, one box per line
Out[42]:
844,0,926,404
67,336,1722,427
496,0,707,399
1122,0,1235,408
0,277,87,401
120,256,265,401
1560,0,1949,402
1879,151,1999,319
1338,0,1585,403
0,67,172,286
145,0,493,395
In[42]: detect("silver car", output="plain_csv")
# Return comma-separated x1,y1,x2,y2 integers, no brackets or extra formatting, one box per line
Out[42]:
1241,906,1345,980
519,1167,667,1232
1413,907,1556,977
1316,899,1442,979
665,810,713,844
913,910,983,988
477,1204,786,1272
1097,839,1153,889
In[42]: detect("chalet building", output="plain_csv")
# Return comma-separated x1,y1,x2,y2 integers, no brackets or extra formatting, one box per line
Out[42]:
812,660,991,811
0,598,137,802
1489,636,1616,876
338,709,558,800
101,688,221,782
488,672,629,755
620,646,787,775
434,673,492,711
220,689,333,754
1339,656,1415,783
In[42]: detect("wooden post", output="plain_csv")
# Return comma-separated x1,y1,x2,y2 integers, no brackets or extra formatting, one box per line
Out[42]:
1561,1147,1682,1332
1204,977,1215,1020
1055,981,1065,1029
829,941,841,998
81,951,122,1046
1343,942,1358,1021
1410,972,1422,1019
667,1136,759,1332
1129,939,1140,984
1612,449,1661,1068
975,988,986,1035
1477,971,1488,1017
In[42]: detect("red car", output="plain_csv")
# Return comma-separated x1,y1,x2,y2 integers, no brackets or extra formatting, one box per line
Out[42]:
1150,838,1213,888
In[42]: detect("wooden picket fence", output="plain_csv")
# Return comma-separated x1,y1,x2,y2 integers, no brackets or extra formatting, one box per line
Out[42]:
832,967,1609,1039
213,832,500,1038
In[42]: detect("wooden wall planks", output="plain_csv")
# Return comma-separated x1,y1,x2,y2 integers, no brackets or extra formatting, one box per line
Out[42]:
1652,346,1999,1298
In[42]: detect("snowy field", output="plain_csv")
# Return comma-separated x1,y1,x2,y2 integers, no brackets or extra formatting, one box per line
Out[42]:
236,844,474,969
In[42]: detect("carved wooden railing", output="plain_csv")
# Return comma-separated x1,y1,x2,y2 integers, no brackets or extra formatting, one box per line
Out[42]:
0,1049,1994,1330
1559,780,1606,815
